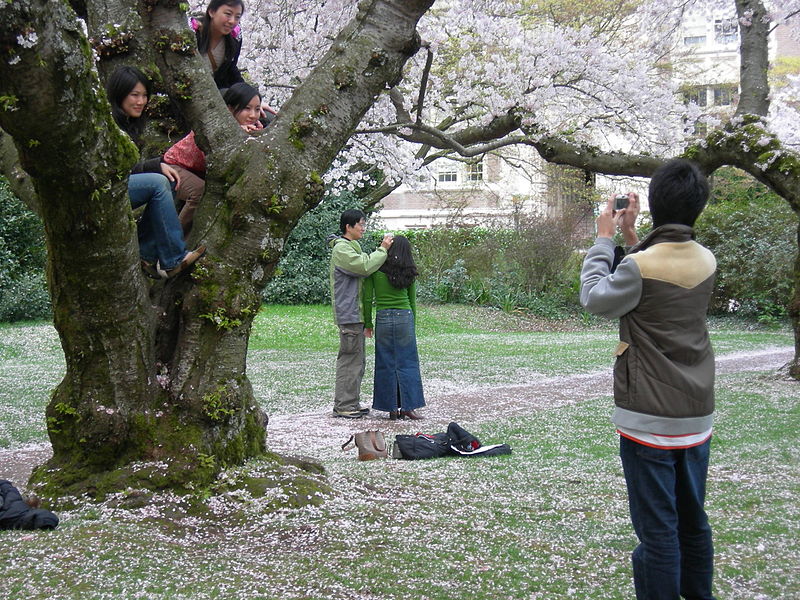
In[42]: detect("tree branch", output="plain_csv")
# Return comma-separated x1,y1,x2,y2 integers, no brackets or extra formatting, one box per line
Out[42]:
0,0,162,441
414,44,434,123
0,127,39,214
688,119,800,211
528,136,664,177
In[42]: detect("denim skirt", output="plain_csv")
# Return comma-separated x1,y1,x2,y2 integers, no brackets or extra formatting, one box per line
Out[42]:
372,309,425,412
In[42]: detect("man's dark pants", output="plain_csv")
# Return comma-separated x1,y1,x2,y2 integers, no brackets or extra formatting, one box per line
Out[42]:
620,436,716,600
334,323,366,414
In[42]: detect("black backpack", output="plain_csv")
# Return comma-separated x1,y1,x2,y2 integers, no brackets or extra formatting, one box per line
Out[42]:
393,422,512,460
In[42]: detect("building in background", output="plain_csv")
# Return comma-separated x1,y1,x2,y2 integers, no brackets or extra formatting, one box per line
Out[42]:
678,8,800,132
379,148,595,233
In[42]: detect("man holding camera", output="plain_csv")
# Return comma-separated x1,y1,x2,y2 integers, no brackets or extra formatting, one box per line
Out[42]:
580,159,717,600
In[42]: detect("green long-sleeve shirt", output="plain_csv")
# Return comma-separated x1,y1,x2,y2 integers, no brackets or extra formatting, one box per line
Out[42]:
362,270,416,330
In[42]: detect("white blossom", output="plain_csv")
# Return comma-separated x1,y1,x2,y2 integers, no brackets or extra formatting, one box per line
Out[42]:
16,31,38,48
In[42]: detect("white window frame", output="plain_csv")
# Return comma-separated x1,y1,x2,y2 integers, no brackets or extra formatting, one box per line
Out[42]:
683,35,707,46
437,170,458,183
713,86,733,106
466,161,483,182
714,18,738,45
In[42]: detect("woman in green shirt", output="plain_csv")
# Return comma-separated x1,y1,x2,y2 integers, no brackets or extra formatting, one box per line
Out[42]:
362,236,426,420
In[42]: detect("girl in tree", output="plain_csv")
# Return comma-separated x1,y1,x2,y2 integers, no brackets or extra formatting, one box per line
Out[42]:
193,0,246,89
163,82,264,236
107,66,205,279
223,81,264,132
362,235,426,420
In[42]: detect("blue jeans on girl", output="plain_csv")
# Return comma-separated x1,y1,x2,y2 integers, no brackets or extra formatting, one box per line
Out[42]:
128,172,186,270
372,309,425,412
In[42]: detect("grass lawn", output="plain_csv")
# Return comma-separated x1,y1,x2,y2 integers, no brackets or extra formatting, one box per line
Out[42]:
0,305,797,599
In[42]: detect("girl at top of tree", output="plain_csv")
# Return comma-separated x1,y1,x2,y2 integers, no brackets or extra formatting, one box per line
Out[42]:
192,0,246,89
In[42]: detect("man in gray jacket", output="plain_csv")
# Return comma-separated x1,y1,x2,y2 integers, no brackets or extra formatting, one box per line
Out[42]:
580,159,717,600
328,209,394,418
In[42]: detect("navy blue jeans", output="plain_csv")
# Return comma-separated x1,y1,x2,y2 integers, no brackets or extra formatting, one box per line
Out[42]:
128,172,186,270
620,436,716,600
372,309,425,412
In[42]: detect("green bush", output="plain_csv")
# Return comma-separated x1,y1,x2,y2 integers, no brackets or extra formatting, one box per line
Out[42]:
262,193,368,304
417,258,471,304
694,168,797,321
409,205,590,317
507,206,590,295
262,199,588,318
0,177,51,322
0,271,51,321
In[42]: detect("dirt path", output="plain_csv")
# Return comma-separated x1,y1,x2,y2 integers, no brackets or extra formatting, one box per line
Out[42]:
267,346,795,456
1,347,793,486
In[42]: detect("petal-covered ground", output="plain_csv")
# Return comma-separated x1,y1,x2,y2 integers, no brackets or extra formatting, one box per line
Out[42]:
0,310,797,599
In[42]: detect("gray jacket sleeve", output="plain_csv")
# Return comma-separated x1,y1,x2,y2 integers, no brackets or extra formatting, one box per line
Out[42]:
580,237,642,319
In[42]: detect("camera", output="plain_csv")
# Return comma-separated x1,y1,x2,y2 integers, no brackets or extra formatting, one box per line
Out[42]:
614,194,629,211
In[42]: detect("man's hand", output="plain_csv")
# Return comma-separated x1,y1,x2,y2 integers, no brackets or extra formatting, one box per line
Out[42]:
380,233,394,249
364,328,373,338
596,196,616,239
160,163,182,190
615,192,640,246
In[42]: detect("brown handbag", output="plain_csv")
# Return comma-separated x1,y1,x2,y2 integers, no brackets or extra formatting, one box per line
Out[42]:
342,430,388,461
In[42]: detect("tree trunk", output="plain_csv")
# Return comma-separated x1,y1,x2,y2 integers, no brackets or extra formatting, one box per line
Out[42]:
790,221,800,378
0,0,434,498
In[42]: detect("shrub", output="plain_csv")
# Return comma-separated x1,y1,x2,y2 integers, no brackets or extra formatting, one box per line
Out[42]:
694,168,797,320
417,258,470,304
0,271,51,322
262,193,368,304
261,192,593,320
0,177,51,322
507,204,592,295
411,205,590,317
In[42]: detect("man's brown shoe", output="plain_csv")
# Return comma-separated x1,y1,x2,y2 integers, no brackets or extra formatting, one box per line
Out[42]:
165,245,206,278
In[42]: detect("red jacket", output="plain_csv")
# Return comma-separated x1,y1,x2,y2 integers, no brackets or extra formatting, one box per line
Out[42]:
163,131,206,176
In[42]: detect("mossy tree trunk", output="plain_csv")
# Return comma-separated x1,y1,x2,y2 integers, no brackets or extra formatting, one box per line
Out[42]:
789,222,800,379
0,0,433,497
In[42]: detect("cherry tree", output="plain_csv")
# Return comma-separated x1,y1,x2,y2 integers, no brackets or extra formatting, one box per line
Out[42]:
0,0,434,498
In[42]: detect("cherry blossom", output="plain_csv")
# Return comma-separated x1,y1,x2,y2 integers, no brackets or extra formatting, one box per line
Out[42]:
189,0,799,191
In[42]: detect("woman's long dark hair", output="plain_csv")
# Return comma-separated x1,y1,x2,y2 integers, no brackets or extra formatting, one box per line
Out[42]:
106,65,150,141
222,82,261,114
196,0,245,54
379,235,418,290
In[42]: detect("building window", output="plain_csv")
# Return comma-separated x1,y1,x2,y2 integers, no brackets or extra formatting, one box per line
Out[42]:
713,86,734,106
685,87,707,107
466,161,483,182
683,35,706,46
714,18,738,44
437,170,457,183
